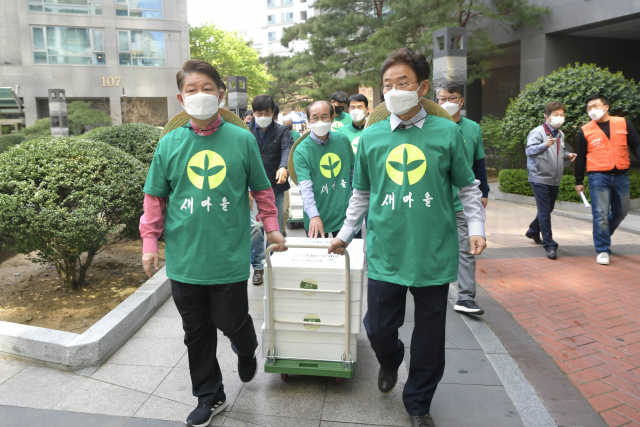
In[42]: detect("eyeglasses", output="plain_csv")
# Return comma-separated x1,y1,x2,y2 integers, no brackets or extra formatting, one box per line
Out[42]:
382,81,420,94
437,96,460,103
586,103,605,112
309,115,331,123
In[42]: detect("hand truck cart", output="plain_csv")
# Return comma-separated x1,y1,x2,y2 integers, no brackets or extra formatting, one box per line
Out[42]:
263,242,353,383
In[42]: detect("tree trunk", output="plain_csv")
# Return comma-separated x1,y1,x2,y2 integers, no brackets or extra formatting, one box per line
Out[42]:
53,249,98,291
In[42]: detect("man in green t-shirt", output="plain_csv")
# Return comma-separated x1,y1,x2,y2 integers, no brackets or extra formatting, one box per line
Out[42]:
293,100,356,238
328,48,486,427
140,60,285,427
437,82,490,316
284,115,301,141
330,90,352,131
337,93,368,154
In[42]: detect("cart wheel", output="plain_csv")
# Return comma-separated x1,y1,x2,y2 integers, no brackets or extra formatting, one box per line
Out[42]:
335,377,342,383
281,374,288,381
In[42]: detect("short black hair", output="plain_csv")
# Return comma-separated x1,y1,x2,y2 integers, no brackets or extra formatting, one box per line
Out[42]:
438,81,464,97
244,110,253,118
252,95,276,113
544,101,566,116
381,48,430,83
274,104,280,118
176,60,224,92
586,93,609,107
348,93,368,108
331,91,348,104
306,101,334,118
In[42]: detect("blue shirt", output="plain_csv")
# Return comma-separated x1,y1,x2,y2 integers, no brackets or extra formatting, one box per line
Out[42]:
255,122,271,147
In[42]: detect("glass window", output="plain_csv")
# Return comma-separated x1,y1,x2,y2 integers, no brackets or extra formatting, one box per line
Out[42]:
115,0,163,18
267,0,275,6
300,11,307,20
33,27,45,50
267,14,275,24
269,43,274,53
31,26,105,65
280,0,292,4
29,0,103,15
268,31,276,42
92,29,103,51
285,12,293,22
252,43,262,54
118,30,165,66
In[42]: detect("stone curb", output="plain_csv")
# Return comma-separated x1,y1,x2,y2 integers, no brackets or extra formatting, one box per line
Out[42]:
449,285,556,427
0,267,170,372
489,189,640,211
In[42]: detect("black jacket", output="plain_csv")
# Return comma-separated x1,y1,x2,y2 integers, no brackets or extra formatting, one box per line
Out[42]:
248,119,294,194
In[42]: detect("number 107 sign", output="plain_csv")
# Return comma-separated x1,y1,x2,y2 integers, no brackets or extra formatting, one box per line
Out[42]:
101,77,122,87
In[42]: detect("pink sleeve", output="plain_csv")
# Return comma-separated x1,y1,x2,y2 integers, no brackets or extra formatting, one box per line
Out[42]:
139,194,167,253
251,188,280,233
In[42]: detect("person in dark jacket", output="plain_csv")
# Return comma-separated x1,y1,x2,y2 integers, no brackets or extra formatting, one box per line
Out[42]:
525,101,577,260
248,95,294,285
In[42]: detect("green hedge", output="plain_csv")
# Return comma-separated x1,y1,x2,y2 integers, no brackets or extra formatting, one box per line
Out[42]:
498,169,640,202
81,123,161,167
0,134,26,154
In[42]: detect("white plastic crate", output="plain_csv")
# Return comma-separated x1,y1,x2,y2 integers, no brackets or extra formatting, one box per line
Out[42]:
261,322,358,362
264,297,361,334
266,238,365,302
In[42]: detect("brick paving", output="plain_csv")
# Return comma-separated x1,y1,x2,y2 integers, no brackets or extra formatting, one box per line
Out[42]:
478,201,640,427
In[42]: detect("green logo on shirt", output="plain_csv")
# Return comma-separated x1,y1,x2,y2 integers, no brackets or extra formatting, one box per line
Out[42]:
187,150,227,190
385,144,426,185
320,153,342,179
351,136,360,154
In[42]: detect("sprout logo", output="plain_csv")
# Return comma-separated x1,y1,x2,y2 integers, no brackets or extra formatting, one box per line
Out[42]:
187,150,226,190
319,153,341,179
331,121,344,131
351,136,360,154
303,314,321,331
385,144,426,185
300,278,318,296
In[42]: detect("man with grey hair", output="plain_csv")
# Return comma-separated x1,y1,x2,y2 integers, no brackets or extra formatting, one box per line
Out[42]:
437,81,490,315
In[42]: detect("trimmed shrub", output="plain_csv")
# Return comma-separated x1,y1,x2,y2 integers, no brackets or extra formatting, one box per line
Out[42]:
82,123,161,167
0,134,26,154
480,115,525,173
0,137,146,290
20,118,52,139
498,169,533,196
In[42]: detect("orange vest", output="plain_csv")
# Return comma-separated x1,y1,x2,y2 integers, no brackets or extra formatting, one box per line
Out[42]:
582,116,630,172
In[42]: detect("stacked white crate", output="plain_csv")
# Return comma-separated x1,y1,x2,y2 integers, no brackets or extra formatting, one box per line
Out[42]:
262,237,365,362
288,180,304,222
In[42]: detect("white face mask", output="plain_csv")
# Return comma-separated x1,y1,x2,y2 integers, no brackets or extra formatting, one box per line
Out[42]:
255,116,273,128
350,109,366,122
441,100,461,116
310,120,331,137
588,108,605,121
548,116,564,129
182,92,219,120
384,81,424,115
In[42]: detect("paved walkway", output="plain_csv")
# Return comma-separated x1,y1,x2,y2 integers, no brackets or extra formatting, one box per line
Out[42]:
0,226,540,427
477,199,640,427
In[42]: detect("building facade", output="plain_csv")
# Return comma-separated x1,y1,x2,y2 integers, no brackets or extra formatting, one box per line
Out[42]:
0,0,190,127
467,0,640,122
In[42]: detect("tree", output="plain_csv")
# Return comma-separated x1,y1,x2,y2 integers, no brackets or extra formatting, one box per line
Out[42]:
190,23,271,101
265,0,548,105
67,101,111,135
123,98,167,126
20,118,52,139
0,137,147,290
82,123,161,167
503,63,640,147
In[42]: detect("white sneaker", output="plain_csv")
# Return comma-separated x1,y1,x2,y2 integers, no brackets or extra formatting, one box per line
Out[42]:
597,253,610,265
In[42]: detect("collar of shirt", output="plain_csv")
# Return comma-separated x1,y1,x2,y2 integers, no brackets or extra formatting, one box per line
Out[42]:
543,122,559,138
352,121,366,131
254,120,272,144
310,130,331,145
390,106,427,131
189,116,222,136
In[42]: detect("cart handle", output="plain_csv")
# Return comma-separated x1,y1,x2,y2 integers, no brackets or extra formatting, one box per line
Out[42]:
265,243,352,368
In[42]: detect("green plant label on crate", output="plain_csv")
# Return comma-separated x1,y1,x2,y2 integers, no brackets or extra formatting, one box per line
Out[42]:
303,314,321,331
300,278,318,296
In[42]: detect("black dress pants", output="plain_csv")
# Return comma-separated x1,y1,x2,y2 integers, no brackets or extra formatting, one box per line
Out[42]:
171,279,258,405
364,279,449,416
528,182,560,251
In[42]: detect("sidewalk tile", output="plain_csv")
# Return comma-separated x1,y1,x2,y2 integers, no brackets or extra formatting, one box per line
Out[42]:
224,412,320,427
567,367,609,383
599,363,640,385
90,365,171,394
615,405,640,424
134,395,224,424
0,359,30,385
588,394,623,412
609,389,640,410
153,368,242,409
53,378,149,417
578,380,617,398
106,338,186,368
567,355,606,370
600,409,631,427
0,365,84,409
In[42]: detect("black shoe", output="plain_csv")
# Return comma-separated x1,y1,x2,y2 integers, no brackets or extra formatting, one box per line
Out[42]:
454,300,485,315
238,353,258,383
252,270,264,286
410,414,436,427
525,231,543,244
547,250,557,260
186,400,227,427
377,367,398,394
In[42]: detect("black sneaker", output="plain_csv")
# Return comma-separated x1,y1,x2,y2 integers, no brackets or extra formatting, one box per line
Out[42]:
547,250,557,260
411,414,436,427
525,231,543,244
186,400,227,427
454,300,485,315
377,367,398,394
238,353,258,383
252,270,264,286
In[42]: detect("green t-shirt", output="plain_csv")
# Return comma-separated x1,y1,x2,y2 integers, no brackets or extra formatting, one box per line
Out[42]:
290,129,301,142
337,123,364,154
453,116,485,212
353,115,474,287
331,112,352,131
143,120,271,285
293,131,355,233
